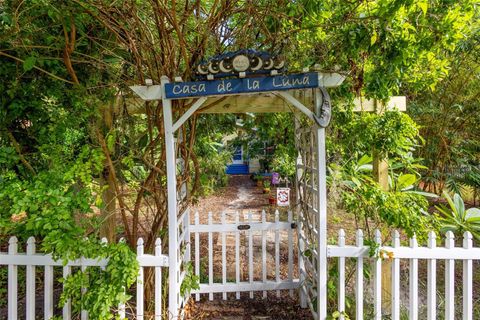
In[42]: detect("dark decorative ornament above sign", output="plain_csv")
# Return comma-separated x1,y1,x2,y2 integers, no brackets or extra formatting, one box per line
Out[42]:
195,50,285,79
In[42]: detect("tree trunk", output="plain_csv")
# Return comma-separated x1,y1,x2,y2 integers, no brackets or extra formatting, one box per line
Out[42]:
99,170,117,242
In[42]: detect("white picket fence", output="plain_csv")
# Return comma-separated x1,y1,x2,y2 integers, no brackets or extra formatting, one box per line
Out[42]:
0,236,168,320
2,227,479,319
328,229,479,320
189,210,300,300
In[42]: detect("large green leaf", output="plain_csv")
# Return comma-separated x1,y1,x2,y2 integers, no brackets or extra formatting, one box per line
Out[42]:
453,193,465,219
466,208,480,220
397,173,417,190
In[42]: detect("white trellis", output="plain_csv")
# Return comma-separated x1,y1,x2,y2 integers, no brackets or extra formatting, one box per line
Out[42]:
294,103,329,318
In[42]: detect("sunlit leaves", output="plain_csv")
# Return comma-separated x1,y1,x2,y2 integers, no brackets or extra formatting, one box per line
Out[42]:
290,0,477,99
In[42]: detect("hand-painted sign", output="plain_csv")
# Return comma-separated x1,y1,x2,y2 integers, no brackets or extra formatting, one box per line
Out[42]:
165,72,319,99
277,188,290,207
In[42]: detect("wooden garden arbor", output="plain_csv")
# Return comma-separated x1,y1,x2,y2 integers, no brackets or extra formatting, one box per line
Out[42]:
131,53,406,319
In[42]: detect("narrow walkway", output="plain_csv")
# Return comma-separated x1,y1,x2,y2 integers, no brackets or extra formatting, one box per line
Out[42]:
191,175,268,221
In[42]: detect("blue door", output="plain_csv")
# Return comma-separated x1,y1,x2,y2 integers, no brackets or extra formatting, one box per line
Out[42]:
232,146,243,164
226,145,249,174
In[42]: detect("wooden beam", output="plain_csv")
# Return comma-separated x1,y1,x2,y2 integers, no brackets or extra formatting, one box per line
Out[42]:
123,93,406,115
353,96,406,112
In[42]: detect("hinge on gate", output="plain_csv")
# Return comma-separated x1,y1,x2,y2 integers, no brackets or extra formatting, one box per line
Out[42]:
237,224,251,230
291,222,297,229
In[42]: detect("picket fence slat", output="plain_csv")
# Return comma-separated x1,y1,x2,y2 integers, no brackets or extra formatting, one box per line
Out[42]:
463,231,473,320
445,231,455,319
235,211,240,300
427,231,437,320
355,230,363,320
409,235,418,320
337,229,345,320
155,238,163,320
248,212,253,299
44,263,54,319
373,230,382,320
287,210,293,298
62,265,72,320
26,237,36,320
137,238,144,320
261,210,267,299
8,237,18,320
194,211,200,301
208,212,213,301
391,231,400,320
222,212,227,300
275,210,280,298
118,286,126,320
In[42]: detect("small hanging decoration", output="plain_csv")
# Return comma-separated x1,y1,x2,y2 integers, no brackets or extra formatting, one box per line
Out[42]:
277,187,290,206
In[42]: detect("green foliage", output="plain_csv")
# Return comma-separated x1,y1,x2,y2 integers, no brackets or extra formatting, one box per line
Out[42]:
342,111,421,159
343,181,432,239
334,152,434,239
436,192,480,241
409,32,480,199
192,114,236,197
196,149,231,197
0,149,138,319
271,145,296,179
330,311,350,320
180,261,200,297
291,0,477,98
59,240,138,319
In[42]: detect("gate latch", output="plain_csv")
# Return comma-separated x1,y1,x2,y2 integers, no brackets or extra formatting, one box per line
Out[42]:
237,224,251,230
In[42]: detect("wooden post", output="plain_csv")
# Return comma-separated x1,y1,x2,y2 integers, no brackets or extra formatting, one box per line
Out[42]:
315,88,328,320
161,75,180,319
100,171,117,242
373,152,389,190
372,101,392,314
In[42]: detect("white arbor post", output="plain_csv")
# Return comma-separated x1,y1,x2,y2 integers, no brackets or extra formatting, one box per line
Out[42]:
315,88,328,320
161,75,180,318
